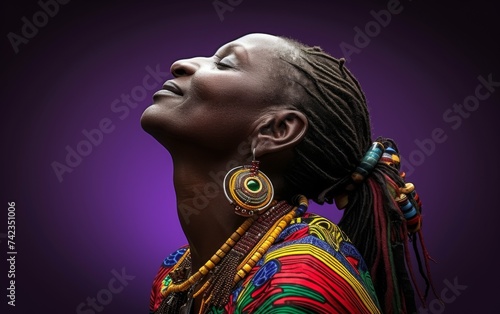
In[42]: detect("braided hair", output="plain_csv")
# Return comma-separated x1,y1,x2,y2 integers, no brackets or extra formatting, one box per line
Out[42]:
277,37,434,313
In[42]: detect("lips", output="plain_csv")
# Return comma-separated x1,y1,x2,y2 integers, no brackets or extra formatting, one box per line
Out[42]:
162,81,183,96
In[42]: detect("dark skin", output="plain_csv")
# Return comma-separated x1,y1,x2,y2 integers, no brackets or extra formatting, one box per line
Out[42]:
141,33,308,312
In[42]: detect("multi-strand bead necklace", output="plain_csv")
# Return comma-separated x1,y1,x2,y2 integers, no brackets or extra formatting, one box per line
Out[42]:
156,196,308,314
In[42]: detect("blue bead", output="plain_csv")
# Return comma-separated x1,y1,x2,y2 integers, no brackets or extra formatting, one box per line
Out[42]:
296,204,308,216
385,147,397,155
401,201,413,213
403,206,417,219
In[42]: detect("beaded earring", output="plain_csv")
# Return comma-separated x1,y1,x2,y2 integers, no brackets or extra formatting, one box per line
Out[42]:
223,148,274,217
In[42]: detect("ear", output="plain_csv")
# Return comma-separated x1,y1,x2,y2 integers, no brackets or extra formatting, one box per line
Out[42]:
251,109,308,157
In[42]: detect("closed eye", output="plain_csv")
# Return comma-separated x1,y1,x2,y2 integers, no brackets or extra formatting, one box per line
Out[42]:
214,54,236,70
214,61,232,69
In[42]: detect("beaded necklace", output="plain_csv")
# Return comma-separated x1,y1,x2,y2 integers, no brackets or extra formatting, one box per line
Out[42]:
156,196,308,314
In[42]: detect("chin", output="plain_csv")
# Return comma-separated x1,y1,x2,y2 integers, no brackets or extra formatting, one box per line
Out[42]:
140,105,164,134
140,105,179,151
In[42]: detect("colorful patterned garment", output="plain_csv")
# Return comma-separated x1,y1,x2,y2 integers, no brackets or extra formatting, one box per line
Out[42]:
150,213,381,313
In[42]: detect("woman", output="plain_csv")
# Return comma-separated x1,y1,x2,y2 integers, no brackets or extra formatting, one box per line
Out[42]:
142,33,434,314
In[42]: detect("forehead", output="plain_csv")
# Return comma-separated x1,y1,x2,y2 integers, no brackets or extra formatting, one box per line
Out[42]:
216,33,289,59
232,33,283,47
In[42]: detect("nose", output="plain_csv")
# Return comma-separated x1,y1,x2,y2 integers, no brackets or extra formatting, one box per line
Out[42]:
170,58,199,77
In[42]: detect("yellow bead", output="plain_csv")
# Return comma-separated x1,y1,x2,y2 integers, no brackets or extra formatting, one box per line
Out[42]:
237,269,246,278
234,274,242,282
242,264,252,272
210,255,221,263
235,227,245,236
400,182,415,194
206,260,215,269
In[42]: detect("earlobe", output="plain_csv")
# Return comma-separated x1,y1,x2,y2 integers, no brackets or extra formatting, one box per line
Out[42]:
252,110,308,157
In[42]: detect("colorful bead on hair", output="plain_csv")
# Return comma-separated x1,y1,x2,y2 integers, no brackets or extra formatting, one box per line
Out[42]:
395,184,422,233
380,146,400,169
351,142,385,183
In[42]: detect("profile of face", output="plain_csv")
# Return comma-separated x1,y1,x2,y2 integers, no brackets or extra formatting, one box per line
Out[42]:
140,33,295,157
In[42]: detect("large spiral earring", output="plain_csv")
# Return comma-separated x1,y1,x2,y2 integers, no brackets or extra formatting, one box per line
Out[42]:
223,148,275,216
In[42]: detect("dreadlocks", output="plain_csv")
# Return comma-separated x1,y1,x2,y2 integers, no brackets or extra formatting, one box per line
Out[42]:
277,37,435,314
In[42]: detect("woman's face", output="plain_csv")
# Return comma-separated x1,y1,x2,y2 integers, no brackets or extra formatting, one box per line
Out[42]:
141,33,292,154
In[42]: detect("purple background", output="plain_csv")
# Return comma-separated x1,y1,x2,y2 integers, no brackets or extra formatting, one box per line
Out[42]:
1,0,499,313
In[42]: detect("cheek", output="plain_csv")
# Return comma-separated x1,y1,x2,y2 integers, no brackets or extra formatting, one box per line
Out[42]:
183,100,257,151
189,104,253,142
191,72,266,108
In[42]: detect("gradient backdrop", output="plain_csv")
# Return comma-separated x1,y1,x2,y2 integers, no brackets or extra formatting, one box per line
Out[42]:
1,0,499,313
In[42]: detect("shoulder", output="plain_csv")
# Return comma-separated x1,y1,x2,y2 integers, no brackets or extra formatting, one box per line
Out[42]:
270,213,365,270
231,214,380,313
277,212,350,250
149,246,189,313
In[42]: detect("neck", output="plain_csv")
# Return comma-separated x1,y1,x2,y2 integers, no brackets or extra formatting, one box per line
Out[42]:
167,143,290,271
171,152,250,271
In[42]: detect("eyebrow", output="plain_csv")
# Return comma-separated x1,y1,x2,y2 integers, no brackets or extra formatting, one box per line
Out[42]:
216,43,249,62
